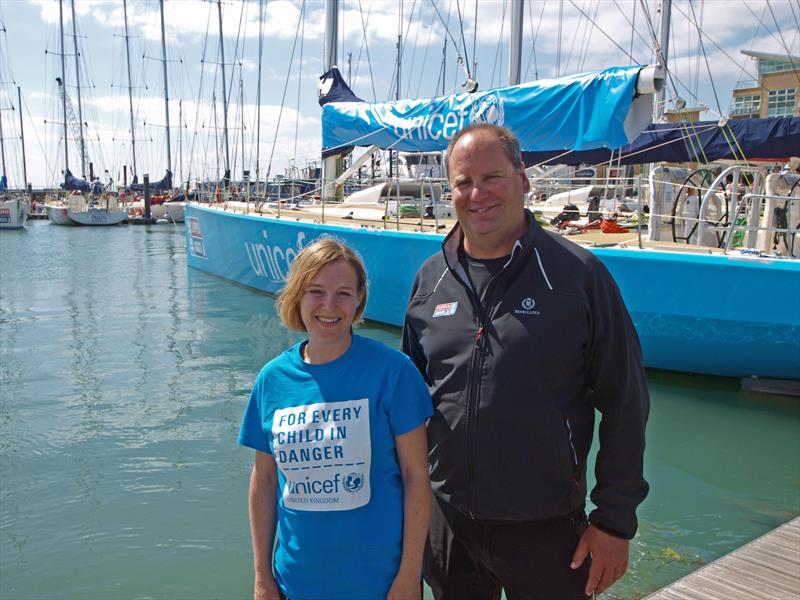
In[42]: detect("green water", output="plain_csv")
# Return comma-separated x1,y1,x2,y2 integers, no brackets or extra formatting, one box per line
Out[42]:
1,221,798,600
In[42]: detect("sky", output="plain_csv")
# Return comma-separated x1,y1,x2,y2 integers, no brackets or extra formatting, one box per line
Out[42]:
0,0,798,189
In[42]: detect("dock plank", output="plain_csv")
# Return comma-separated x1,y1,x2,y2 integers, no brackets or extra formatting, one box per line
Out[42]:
646,517,800,600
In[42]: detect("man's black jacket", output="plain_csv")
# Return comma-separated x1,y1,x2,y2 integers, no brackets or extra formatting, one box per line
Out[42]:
402,211,649,539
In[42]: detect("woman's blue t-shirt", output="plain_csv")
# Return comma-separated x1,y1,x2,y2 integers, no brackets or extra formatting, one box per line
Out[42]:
238,334,433,600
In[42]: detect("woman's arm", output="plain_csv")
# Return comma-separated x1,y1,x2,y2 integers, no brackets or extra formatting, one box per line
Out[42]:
388,424,431,600
249,450,282,600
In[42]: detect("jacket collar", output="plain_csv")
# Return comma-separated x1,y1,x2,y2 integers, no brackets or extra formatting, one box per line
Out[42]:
441,209,541,272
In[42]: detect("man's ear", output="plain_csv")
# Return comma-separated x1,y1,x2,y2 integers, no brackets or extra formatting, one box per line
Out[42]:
520,165,530,193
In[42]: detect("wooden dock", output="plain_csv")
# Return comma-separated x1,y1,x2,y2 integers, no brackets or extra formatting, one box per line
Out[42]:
646,517,800,600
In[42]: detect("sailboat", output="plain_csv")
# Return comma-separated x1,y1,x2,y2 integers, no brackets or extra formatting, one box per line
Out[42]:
184,0,799,380
0,177,28,230
45,0,127,226
121,0,182,224
0,35,30,229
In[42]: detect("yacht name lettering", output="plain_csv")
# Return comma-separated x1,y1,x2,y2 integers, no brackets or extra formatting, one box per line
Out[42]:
392,102,470,141
245,231,307,281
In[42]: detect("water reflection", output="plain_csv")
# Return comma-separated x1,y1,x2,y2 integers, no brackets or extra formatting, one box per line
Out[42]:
1,222,798,600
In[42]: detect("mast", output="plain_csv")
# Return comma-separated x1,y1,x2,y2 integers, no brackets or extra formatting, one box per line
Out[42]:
159,0,172,178
255,0,264,192
240,77,245,181
18,87,28,188
178,99,183,186
0,103,5,180
59,0,69,174
70,0,86,178
654,0,672,121
324,0,338,73
508,0,523,85
321,0,338,201
217,0,230,182
122,0,137,176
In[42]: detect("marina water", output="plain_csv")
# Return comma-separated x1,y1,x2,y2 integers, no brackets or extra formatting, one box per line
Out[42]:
1,221,798,600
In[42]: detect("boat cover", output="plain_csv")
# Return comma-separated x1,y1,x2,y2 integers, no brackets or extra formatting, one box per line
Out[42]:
321,65,653,154
520,117,800,166
318,68,364,106
61,170,102,194
0,175,6,192
127,170,173,192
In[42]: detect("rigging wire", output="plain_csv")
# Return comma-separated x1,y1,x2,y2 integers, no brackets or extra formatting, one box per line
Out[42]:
765,0,800,81
611,0,653,59
788,2,800,49
629,0,637,66
266,0,305,181
429,0,471,82
471,0,478,78
414,1,438,98
489,0,507,88
187,3,213,185
693,0,703,100
576,0,601,73
564,0,590,74
524,1,546,81
293,0,305,169
741,2,787,61
568,0,637,64
454,0,472,79
355,0,378,102
556,0,563,76
671,1,773,100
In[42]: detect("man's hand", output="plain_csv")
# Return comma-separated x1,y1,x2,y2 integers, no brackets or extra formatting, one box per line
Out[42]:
570,524,629,596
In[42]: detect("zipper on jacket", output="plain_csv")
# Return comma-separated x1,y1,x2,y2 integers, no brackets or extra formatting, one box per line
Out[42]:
465,318,485,518
461,252,516,518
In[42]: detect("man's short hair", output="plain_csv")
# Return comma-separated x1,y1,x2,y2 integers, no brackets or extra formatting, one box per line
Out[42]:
445,123,523,178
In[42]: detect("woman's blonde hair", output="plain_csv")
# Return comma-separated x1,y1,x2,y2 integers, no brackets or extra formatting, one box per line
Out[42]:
276,237,368,331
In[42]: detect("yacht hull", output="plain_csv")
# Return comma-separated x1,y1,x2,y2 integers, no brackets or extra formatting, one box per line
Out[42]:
185,203,800,379
46,204,75,225
0,197,29,229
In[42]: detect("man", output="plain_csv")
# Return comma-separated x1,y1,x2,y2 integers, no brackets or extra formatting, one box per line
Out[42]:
402,124,649,599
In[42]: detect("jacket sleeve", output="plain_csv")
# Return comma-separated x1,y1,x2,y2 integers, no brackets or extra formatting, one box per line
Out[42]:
401,275,431,385
584,259,649,539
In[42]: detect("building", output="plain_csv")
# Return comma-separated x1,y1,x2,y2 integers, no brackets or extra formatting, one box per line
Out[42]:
731,50,799,118
663,106,703,123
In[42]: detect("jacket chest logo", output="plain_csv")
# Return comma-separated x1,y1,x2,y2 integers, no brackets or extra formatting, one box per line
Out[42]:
433,302,458,317
515,297,540,316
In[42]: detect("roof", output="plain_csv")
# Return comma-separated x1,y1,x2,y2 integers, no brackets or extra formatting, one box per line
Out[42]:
741,50,800,63
664,106,705,114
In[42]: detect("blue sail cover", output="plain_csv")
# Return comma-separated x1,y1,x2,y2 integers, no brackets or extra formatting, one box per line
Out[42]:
61,169,102,194
521,117,800,166
322,66,648,154
0,175,6,192
127,170,173,193
318,67,364,106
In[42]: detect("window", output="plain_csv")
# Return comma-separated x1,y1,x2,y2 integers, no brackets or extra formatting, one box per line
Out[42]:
759,59,800,76
767,88,796,117
732,95,761,116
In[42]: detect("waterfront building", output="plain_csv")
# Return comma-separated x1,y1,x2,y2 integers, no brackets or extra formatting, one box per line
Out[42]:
731,50,800,119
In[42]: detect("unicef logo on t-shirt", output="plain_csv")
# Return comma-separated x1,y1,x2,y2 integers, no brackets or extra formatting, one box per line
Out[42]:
343,472,364,493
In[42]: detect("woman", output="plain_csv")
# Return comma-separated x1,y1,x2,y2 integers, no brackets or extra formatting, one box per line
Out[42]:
238,238,433,600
